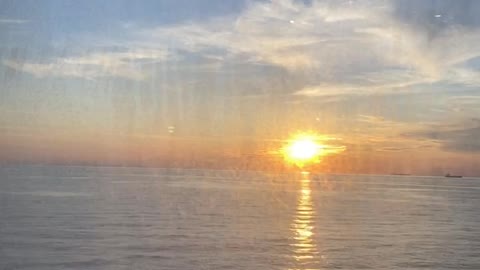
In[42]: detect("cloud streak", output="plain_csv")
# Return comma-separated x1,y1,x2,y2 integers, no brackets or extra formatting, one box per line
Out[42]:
4,49,169,80
406,119,480,152
0,18,29,24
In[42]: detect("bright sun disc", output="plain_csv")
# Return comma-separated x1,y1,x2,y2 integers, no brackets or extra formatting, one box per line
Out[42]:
284,135,322,165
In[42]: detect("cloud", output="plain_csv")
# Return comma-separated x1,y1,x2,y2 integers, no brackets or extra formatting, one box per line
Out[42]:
138,0,391,72
136,0,480,90
4,0,480,90
356,114,420,137
446,67,480,86
392,0,480,36
294,69,430,96
446,95,480,115
1,0,390,81
4,49,169,80
342,114,442,152
378,145,432,152
405,119,480,152
142,2,478,91
0,18,29,24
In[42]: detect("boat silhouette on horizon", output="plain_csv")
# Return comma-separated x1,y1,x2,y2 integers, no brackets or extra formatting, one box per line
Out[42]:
445,173,462,178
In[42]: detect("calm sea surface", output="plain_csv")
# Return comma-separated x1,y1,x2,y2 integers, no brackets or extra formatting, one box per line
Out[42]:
1,166,480,269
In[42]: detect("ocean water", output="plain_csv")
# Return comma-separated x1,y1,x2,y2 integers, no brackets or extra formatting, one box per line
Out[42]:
1,166,480,270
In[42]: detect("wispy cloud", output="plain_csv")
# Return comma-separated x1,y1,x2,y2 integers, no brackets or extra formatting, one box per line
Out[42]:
294,69,430,97
136,0,480,92
339,114,441,153
4,49,168,80
0,18,29,24
137,0,388,72
4,0,480,92
405,119,480,152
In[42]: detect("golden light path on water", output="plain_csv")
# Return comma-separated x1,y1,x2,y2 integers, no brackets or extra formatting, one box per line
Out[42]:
289,171,321,269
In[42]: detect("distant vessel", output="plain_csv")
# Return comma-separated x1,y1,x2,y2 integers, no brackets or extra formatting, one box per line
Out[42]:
445,173,462,178
391,173,411,176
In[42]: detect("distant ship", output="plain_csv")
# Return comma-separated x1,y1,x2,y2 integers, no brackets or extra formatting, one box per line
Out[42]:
445,173,462,178
391,173,411,176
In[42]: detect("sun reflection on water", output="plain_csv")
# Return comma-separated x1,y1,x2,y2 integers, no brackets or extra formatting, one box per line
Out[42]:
289,172,320,269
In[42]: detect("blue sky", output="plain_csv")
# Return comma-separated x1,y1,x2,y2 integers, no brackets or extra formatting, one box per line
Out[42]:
1,0,480,175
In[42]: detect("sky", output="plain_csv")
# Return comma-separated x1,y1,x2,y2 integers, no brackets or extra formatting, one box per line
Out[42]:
1,0,480,175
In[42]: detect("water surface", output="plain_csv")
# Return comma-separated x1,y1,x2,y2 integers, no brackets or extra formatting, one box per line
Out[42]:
1,166,479,269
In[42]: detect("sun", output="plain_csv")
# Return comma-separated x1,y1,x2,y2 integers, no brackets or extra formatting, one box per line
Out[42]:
283,134,323,166
288,139,320,160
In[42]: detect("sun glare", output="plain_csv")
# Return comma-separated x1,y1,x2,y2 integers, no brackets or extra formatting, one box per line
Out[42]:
283,134,323,166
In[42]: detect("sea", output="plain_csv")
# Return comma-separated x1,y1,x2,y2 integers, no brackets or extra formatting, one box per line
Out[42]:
1,165,479,270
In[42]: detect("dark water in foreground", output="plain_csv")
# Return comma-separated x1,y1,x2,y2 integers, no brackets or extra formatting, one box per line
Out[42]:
1,166,480,270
